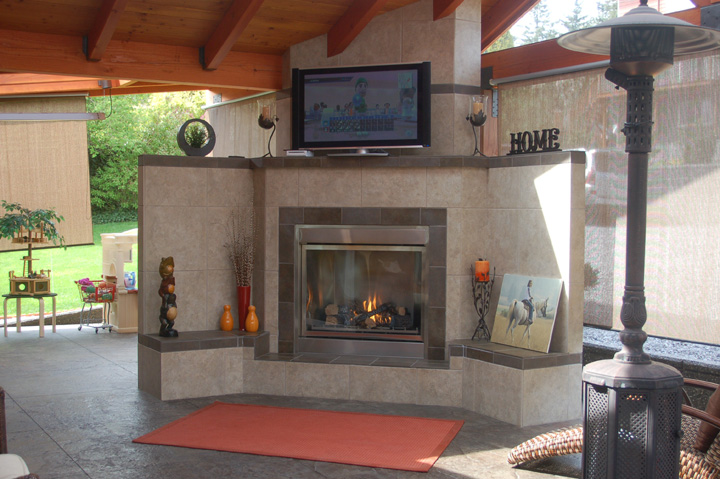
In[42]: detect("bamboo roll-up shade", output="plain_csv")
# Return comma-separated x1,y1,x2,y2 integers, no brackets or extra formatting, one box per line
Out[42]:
0,97,93,252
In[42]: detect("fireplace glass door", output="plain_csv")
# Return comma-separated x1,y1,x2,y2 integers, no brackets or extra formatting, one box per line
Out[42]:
301,245,424,341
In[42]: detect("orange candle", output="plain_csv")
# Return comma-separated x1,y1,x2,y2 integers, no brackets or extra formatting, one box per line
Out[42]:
262,105,270,120
475,260,489,282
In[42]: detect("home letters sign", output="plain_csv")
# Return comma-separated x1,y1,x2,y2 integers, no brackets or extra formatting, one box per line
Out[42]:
509,128,561,155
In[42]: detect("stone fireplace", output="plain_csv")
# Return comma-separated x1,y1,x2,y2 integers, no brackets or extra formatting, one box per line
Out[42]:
137,152,586,427
278,206,448,360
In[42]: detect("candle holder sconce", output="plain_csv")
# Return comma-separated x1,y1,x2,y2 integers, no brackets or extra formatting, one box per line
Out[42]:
466,95,488,157
471,260,495,341
257,99,278,157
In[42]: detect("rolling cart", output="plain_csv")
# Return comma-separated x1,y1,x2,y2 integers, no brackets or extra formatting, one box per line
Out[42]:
75,279,116,333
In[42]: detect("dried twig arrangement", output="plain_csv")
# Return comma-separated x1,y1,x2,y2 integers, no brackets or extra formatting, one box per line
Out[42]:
225,205,256,287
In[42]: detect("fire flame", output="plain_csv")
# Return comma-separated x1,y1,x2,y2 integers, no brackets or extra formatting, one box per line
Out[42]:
363,292,388,325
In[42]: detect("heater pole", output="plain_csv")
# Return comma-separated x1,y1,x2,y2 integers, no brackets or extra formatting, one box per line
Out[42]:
615,74,654,364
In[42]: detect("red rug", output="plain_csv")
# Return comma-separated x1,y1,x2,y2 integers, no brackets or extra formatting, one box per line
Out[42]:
133,402,463,472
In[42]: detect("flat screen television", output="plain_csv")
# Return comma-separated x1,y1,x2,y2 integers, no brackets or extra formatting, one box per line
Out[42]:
291,62,431,154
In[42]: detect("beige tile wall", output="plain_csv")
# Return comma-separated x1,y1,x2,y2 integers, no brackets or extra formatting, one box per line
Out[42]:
139,155,584,351
138,163,254,335
463,358,583,427
250,157,584,356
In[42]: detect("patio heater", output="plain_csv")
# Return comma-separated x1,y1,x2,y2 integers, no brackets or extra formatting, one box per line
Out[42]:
558,2,720,478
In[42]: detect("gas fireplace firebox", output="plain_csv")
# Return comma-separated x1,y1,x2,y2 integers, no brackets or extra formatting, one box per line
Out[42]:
296,226,428,357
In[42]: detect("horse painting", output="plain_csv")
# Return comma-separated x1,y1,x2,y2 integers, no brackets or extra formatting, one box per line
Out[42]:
505,299,532,346
534,297,549,318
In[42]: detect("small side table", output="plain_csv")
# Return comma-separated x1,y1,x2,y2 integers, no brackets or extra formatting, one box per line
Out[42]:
3,293,57,338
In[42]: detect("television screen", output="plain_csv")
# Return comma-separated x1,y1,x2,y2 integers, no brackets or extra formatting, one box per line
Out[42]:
292,62,431,152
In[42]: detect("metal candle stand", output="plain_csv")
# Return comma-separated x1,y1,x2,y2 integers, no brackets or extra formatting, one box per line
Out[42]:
471,266,495,341
258,114,278,158
466,111,487,157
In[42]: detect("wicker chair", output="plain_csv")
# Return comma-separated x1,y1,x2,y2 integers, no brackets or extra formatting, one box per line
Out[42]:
508,378,720,479
0,387,40,479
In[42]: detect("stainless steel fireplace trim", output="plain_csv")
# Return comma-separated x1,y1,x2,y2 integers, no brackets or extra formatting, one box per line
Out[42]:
295,225,430,358
298,225,429,246
296,337,425,358
299,243,427,341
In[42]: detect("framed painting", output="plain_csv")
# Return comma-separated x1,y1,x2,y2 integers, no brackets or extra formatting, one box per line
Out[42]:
491,274,563,353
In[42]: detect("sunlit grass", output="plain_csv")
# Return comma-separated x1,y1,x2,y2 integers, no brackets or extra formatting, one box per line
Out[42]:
0,222,138,317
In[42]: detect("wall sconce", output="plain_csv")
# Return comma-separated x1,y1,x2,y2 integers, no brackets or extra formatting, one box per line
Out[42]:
466,95,487,156
257,99,278,157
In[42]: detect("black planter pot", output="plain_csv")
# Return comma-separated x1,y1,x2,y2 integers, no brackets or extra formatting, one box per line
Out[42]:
177,118,216,156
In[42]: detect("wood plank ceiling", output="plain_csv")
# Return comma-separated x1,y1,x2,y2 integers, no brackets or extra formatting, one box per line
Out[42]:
0,0,534,99
0,0,711,99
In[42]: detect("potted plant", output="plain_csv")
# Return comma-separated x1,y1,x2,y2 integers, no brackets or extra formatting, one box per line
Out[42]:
224,205,256,330
176,118,216,156
0,201,64,294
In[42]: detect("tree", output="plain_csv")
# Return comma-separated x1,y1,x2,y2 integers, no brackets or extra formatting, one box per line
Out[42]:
485,31,515,53
86,91,206,219
520,0,559,45
561,0,591,32
594,0,618,24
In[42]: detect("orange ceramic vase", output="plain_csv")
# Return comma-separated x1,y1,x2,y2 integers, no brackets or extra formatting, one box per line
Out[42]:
245,305,259,333
220,305,234,331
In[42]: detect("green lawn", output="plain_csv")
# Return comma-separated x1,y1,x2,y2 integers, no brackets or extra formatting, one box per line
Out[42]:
0,222,138,317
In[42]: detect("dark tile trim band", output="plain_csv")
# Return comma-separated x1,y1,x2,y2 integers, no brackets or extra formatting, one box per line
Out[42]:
431,84,486,95
139,151,583,170
139,330,269,354
450,340,582,371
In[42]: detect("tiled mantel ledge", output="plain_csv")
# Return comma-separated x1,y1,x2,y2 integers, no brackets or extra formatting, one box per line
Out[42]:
138,151,585,169
139,331,581,371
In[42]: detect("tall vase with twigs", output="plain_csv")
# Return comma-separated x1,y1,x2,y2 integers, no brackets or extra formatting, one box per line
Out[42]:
225,205,256,331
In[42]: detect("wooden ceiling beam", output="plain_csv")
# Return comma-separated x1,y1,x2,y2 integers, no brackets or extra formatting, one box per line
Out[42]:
0,28,283,91
482,0,540,52
0,79,101,96
327,0,390,57
0,73,100,86
433,0,464,20
88,83,221,97
482,6,704,81
203,0,265,70
85,0,129,61
482,38,608,80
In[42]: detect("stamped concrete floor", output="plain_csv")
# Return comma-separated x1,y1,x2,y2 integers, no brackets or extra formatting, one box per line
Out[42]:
1,325,581,479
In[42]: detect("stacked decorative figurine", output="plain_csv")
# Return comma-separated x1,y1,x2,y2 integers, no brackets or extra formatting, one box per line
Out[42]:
158,256,178,337
471,259,494,341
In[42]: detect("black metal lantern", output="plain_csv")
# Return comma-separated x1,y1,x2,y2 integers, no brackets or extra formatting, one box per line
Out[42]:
558,2,720,478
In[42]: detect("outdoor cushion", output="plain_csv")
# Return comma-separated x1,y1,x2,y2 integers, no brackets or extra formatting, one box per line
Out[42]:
0,453,30,479
694,387,720,453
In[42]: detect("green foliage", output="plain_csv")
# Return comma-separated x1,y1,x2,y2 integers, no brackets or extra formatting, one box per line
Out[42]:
594,0,618,24
485,31,515,53
92,210,138,225
185,122,208,148
89,154,138,213
521,0,559,45
561,0,592,32
510,0,619,49
585,262,600,290
0,200,65,246
87,91,207,215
